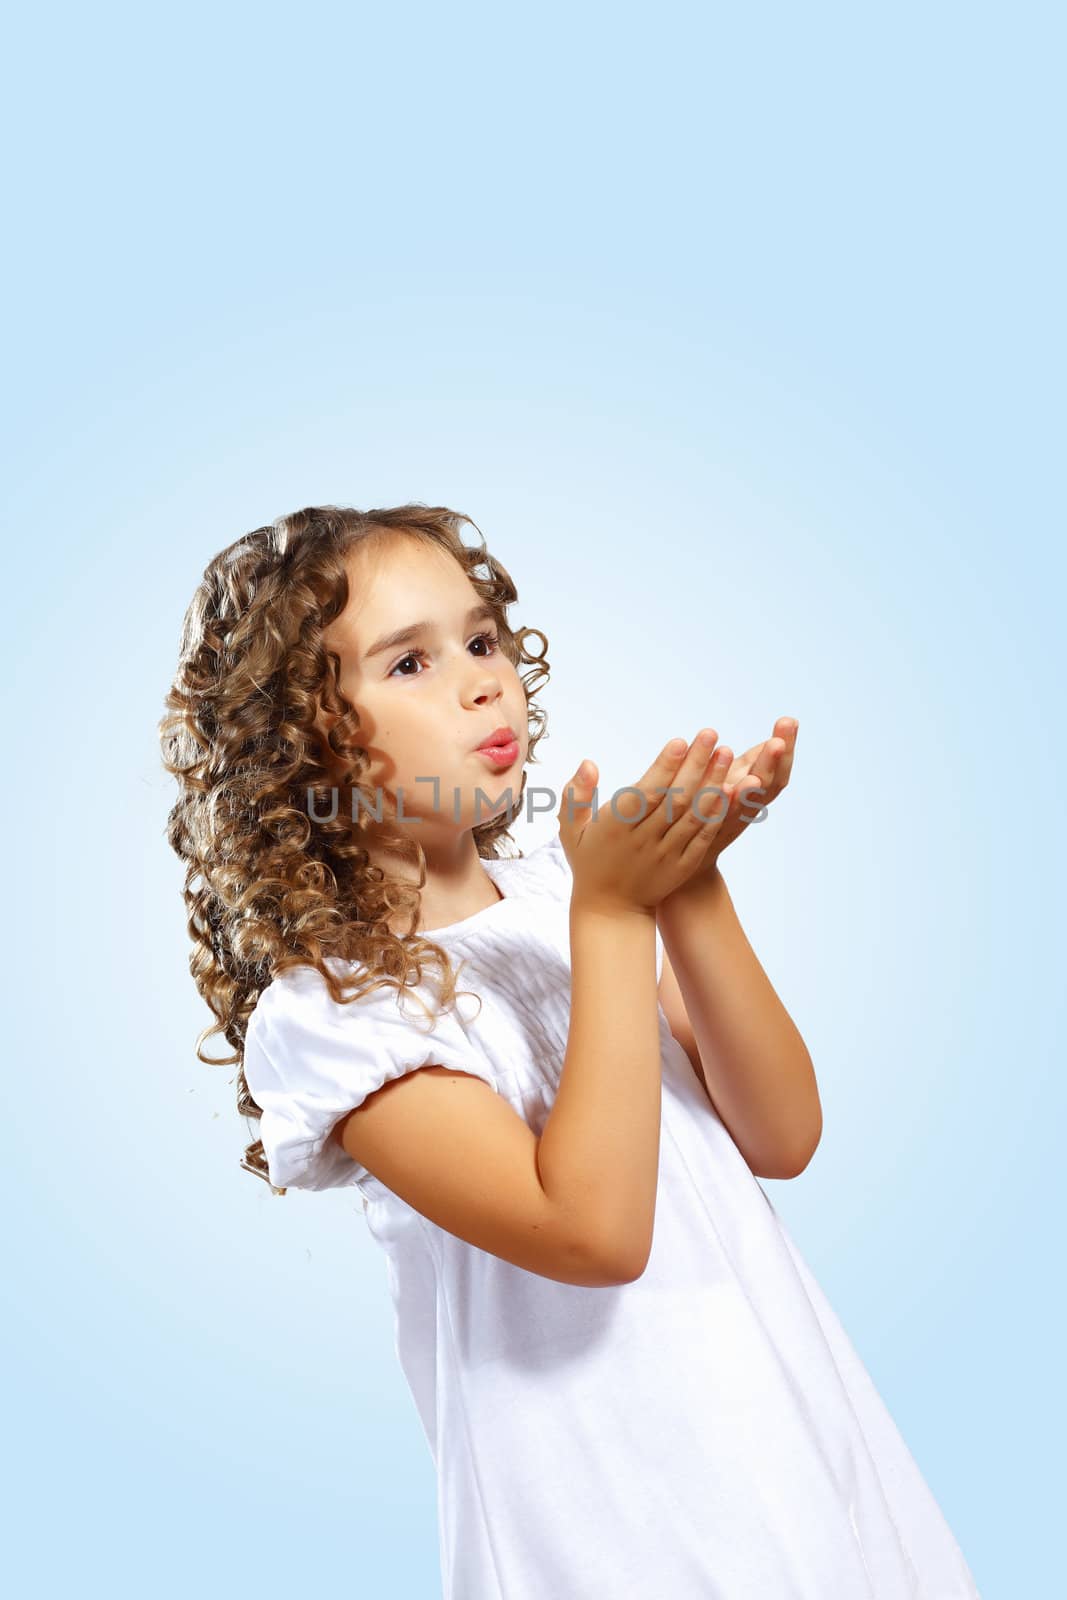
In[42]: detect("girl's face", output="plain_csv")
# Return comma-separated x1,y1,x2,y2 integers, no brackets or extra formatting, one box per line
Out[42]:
321,536,529,839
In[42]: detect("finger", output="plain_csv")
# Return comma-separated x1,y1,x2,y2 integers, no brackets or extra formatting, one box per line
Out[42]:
734,764,775,827
677,753,736,865
666,728,725,823
676,750,734,858
635,731,717,828
560,758,598,796
750,736,785,798
715,777,753,838
557,758,599,829
680,744,733,833
601,743,677,830
731,721,796,794
773,718,798,787
655,729,729,838
724,736,767,790
634,735,697,794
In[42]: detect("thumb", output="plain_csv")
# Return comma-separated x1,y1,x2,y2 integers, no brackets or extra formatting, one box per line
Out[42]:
558,759,598,827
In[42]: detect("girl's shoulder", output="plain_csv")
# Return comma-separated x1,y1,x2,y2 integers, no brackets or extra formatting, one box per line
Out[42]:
248,957,453,1047
243,833,572,1192
244,962,503,1193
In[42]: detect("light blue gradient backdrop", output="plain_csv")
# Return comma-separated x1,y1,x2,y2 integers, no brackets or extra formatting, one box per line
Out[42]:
3,4,1061,1596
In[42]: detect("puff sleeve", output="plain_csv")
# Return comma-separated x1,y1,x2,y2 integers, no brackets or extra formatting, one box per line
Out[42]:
243,964,501,1193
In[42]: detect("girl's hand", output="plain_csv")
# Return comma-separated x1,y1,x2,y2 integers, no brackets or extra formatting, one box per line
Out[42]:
556,731,736,918
677,716,799,878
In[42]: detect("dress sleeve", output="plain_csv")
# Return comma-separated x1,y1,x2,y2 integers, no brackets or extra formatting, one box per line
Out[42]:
243,965,500,1193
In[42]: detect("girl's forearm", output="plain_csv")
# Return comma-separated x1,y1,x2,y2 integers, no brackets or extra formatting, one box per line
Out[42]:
537,901,661,1280
658,868,822,1178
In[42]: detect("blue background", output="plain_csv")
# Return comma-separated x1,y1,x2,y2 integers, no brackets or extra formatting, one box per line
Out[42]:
4,3,1062,1595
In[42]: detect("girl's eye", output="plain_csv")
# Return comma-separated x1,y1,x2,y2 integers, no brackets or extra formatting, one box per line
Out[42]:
389,631,501,678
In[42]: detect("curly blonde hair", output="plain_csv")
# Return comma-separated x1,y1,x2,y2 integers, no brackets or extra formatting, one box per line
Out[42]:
158,503,551,1191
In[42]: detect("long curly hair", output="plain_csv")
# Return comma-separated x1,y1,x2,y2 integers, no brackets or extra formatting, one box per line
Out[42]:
158,504,551,1191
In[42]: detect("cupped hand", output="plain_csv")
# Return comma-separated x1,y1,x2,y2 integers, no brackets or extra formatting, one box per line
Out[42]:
556,731,738,917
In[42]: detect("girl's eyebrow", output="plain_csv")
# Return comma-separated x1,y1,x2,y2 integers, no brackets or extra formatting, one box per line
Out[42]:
363,602,498,662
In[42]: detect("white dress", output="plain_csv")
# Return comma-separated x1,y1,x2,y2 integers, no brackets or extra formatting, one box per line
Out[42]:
244,833,982,1600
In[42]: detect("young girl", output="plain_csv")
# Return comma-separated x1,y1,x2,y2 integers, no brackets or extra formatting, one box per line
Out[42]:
160,503,981,1599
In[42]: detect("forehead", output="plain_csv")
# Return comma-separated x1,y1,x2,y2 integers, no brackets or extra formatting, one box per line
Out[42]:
334,535,478,642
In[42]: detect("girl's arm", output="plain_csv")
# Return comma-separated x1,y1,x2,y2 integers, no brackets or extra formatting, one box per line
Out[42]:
334,896,663,1286
656,865,822,1179
536,897,663,1279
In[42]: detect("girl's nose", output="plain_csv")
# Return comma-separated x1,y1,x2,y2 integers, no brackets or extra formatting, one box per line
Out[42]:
463,665,504,706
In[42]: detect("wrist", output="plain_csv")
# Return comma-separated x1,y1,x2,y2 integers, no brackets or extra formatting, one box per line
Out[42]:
657,858,727,918
569,891,657,928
